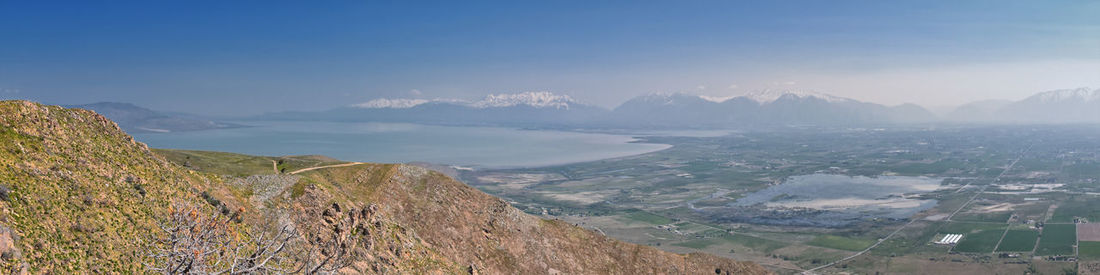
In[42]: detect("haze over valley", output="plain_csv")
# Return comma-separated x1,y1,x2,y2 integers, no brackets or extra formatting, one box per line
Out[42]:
2,1,1099,274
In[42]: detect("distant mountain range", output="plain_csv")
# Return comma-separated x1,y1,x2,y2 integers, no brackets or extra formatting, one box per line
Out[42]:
948,87,1100,124
261,90,939,128
65,102,243,133
260,91,609,127
607,90,937,128
72,88,1100,132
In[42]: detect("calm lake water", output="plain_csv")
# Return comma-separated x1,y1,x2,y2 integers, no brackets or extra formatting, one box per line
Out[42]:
132,121,670,168
732,173,943,219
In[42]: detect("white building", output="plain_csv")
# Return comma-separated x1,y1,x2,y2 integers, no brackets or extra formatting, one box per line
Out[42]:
935,234,963,244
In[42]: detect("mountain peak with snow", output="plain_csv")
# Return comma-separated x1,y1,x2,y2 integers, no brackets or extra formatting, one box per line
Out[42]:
740,90,851,104
352,91,580,109
1029,87,1099,103
352,98,432,109
471,91,577,109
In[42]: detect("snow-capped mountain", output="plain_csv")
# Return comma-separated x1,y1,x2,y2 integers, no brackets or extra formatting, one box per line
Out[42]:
989,87,1100,123
609,91,935,128
471,92,577,109
1031,87,1100,103
261,90,942,129
352,98,432,109
740,89,852,104
263,92,606,127
351,92,578,110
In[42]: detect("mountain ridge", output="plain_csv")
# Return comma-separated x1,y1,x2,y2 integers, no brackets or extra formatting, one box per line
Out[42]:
949,87,1100,124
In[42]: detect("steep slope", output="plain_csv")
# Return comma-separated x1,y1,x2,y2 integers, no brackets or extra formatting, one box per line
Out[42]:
66,102,242,133
0,101,231,272
284,164,767,274
0,100,769,274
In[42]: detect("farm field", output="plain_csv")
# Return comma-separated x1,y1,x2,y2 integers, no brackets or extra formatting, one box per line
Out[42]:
807,235,876,251
1080,241,1100,260
953,229,1007,253
995,230,1039,252
464,126,1100,273
1036,224,1077,256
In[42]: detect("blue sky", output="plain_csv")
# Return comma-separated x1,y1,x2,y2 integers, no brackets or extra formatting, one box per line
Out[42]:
2,1,1098,115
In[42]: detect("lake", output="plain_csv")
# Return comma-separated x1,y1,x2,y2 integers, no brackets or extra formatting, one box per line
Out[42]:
732,173,943,220
132,121,671,168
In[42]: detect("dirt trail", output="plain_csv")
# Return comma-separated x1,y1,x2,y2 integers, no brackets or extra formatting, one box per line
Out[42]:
288,162,365,175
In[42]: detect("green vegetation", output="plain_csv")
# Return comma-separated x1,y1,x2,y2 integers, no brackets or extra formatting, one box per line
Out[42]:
673,239,716,249
153,149,276,176
995,230,1039,252
1036,224,1077,256
807,235,876,251
154,149,348,177
938,222,1006,235
1079,241,1100,260
954,229,1006,253
721,234,788,253
953,212,1013,223
621,209,674,225
464,119,1100,271
0,101,227,273
1050,199,1100,223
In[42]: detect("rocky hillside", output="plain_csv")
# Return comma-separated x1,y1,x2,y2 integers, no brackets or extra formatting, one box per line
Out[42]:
0,100,769,274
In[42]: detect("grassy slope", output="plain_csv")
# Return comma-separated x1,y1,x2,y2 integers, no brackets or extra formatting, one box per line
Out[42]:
153,149,347,177
0,101,228,273
0,101,459,273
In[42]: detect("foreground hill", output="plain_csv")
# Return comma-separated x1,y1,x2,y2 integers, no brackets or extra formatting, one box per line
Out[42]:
0,100,768,274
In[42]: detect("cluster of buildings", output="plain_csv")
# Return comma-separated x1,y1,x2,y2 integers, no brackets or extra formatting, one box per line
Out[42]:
935,234,963,245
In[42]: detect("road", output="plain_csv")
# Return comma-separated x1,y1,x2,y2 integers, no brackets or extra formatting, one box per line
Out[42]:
287,162,365,175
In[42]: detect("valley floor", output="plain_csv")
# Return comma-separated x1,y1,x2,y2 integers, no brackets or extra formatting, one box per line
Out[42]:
462,125,1100,274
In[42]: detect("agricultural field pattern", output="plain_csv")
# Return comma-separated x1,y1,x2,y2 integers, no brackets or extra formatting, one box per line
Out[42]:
462,125,1100,274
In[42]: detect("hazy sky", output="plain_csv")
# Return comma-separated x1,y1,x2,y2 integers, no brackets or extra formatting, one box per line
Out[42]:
2,1,1098,115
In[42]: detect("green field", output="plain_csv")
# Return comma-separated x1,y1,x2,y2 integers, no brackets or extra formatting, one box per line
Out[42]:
807,235,876,251
721,233,788,253
1079,241,1100,260
1050,199,1100,223
938,222,1006,235
953,211,1013,223
1036,224,1077,256
995,230,1039,252
621,210,674,225
672,239,716,249
954,229,1006,253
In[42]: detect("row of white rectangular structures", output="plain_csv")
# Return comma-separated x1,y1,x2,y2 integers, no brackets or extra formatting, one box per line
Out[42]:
935,234,963,244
